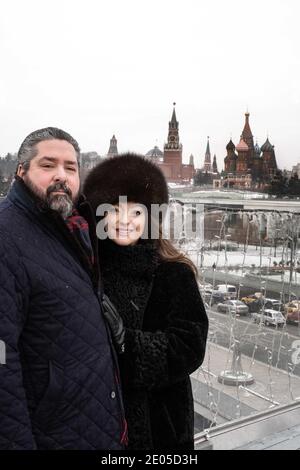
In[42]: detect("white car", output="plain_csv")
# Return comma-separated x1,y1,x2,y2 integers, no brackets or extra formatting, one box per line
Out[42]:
262,298,283,312
198,282,213,290
217,300,249,316
215,284,237,299
252,309,286,327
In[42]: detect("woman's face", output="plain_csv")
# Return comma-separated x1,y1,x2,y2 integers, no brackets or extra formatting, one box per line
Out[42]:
105,201,146,246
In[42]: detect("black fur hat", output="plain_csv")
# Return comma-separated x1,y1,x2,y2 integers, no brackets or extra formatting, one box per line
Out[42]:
83,152,169,212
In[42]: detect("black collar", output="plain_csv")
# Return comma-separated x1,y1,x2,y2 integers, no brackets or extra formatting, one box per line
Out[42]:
99,238,159,280
8,177,100,289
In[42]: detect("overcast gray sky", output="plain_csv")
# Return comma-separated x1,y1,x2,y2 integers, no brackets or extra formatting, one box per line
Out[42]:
1,0,299,171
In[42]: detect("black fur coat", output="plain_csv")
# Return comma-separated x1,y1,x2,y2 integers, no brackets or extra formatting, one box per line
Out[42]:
99,239,208,450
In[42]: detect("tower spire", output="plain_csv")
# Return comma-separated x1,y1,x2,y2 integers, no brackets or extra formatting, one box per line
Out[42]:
243,111,252,136
163,103,183,181
213,154,218,173
203,136,211,172
165,103,180,148
171,102,177,125
107,135,118,157
241,110,254,161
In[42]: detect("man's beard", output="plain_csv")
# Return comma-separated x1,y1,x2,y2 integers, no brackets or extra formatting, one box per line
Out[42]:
23,175,78,219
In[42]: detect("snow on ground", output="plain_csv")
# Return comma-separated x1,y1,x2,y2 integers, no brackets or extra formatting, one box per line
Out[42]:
261,271,299,284
168,183,190,189
183,242,287,269
182,242,300,278
185,190,268,200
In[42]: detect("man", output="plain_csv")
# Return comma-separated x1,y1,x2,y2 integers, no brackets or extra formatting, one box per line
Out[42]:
0,127,127,449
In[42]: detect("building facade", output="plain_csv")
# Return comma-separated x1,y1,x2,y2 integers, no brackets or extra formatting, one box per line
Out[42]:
222,112,278,189
292,163,300,178
146,104,195,183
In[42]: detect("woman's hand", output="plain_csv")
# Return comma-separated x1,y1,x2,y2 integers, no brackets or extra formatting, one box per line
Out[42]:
101,294,125,354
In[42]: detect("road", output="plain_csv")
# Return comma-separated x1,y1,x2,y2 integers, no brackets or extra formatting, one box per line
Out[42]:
202,270,300,300
207,307,300,377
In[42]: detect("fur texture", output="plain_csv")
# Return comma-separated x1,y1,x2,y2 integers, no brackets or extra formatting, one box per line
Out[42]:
99,239,209,450
83,152,169,212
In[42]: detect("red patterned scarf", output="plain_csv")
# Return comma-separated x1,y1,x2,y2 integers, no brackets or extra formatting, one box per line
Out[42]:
65,209,94,265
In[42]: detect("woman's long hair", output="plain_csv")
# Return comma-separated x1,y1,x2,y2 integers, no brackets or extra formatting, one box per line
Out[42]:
154,223,198,278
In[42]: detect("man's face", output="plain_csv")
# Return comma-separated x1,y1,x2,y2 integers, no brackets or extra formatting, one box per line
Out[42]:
17,139,80,218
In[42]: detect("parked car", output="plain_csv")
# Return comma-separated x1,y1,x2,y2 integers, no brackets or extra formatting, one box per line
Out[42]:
198,282,213,291
284,300,300,324
217,300,249,316
262,298,283,312
215,284,237,299
204,288,230,306
241,295,283,313
241,293,264,313
282,292,298,303
252,309,286,327
241,292,263,303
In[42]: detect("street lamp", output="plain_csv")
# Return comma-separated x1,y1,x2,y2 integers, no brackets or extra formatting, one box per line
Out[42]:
273,228,281,257
224,234,231,266
238,283,243,300
260,280,266,298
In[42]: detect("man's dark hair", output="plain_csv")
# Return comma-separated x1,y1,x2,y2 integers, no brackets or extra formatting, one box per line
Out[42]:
17,127,81,172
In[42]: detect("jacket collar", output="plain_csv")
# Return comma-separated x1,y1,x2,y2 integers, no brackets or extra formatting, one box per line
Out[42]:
8,177,100,287
100,238,159,280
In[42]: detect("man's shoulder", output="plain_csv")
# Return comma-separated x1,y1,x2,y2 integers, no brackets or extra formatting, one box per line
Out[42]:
0,206,19,256
0,197,15,228
0,196,24,228
0,196,12,214
0,197,32,248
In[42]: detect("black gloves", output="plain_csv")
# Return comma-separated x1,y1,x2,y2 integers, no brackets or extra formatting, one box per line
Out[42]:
101,294,125,354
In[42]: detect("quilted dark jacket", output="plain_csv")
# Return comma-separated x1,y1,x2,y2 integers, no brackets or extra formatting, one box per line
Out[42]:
99,239,208,450
0,179,126,450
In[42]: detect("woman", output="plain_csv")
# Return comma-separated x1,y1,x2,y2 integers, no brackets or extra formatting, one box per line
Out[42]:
83,152,208,450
